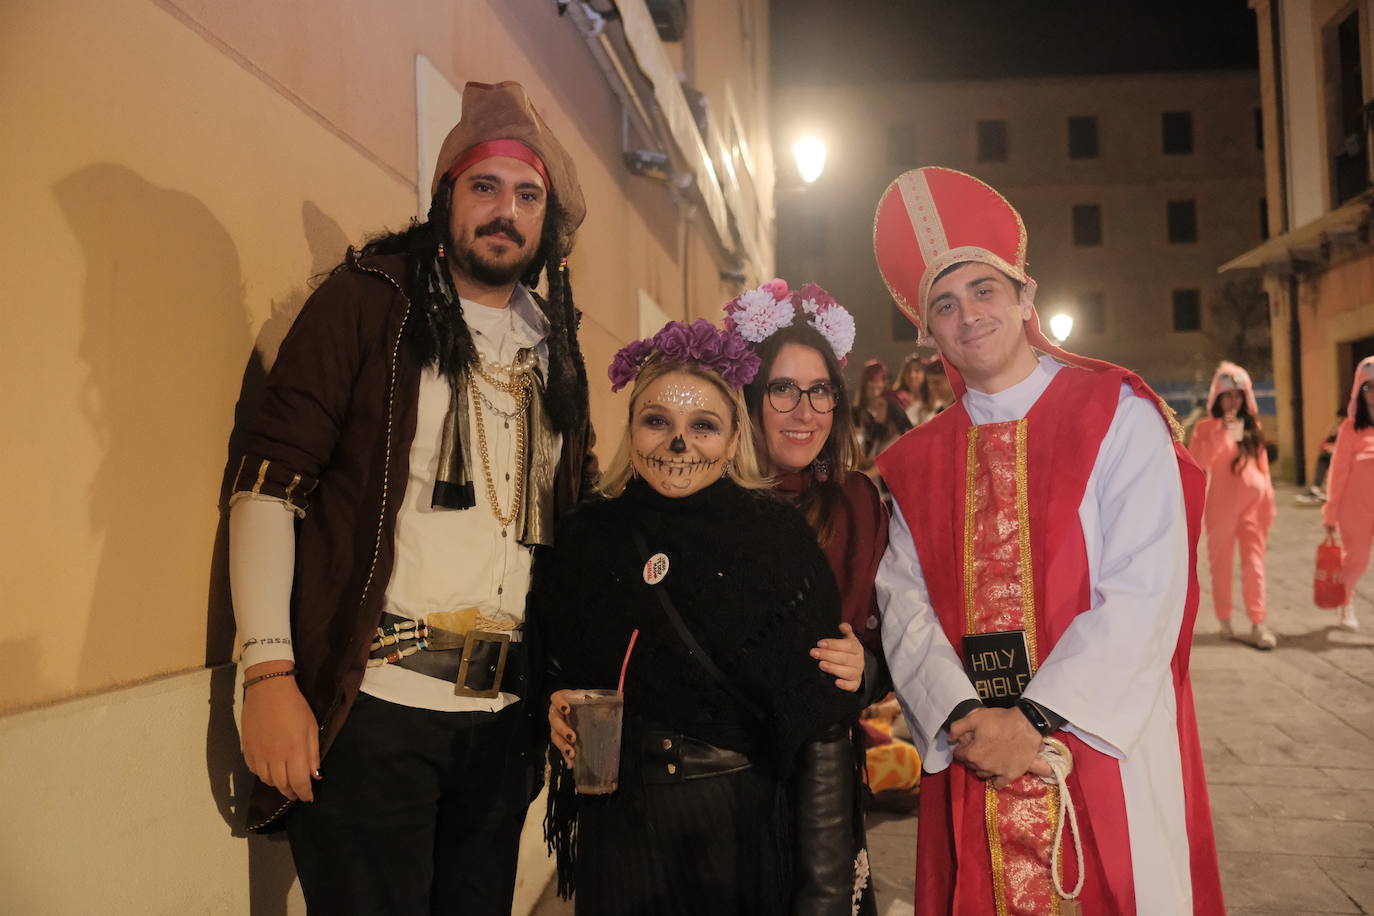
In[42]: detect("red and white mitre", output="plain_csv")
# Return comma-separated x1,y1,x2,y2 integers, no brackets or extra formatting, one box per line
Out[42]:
873,166,1131,397
873,167,1028,335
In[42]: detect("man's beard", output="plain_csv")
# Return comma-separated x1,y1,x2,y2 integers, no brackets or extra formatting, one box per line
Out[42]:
451,219,539,287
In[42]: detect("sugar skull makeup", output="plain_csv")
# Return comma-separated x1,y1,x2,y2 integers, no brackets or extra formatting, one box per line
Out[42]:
630,371,738,498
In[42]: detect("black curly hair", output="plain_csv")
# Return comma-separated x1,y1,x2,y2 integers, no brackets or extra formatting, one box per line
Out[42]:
342,174,588,435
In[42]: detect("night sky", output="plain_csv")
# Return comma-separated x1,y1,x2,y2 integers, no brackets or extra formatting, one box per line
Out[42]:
771,0,1259,86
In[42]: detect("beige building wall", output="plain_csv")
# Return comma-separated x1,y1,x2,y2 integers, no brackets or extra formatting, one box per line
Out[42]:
0,0,771,909
1240,0,1374,481
774,70,1266,394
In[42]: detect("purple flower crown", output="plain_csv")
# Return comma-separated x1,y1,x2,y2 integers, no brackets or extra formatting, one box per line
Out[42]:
722,279,855,365
608,318,761,393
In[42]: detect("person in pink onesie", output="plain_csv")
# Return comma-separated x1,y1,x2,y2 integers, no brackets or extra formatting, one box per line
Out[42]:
1323,356,1374,632
1189,362,1278,649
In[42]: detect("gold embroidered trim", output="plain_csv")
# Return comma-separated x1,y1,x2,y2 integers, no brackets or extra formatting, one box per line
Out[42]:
963,426,982,636
1155,394,1185,443
284,473,301,503
986,783,1010,916
251,459,269,495
247,797,295,833
350,260,413,615
1047,783,1063,915
1014,419,1038,671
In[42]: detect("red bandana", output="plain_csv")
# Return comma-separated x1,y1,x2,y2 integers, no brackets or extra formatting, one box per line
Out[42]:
446,139,549,189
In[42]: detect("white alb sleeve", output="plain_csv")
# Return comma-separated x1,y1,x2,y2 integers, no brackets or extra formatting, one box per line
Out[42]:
877,500,980,773
1021,389,1190,760
229,495,298,668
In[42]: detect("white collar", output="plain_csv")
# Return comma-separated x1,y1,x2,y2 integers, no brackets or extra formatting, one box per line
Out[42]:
458,284,548,348
961,354,1064,425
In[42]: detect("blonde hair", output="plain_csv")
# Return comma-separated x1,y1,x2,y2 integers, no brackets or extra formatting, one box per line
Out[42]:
600,357,770,496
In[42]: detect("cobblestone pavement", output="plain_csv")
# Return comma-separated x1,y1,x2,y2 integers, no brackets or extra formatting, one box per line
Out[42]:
533,482,1374,915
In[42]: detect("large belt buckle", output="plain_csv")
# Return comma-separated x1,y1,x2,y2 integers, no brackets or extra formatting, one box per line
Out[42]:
454,630,511,698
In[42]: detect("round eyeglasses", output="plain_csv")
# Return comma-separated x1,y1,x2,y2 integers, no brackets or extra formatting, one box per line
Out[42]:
765,380,837,414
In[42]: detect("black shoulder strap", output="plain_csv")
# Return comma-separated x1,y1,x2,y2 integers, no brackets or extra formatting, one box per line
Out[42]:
630,528,765,723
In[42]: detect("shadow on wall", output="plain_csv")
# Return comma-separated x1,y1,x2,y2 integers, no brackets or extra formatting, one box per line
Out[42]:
54,164,350,915
54,162,253,692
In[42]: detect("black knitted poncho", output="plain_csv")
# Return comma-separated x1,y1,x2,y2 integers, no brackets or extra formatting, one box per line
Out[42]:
534,476,857,768
532,476,862,906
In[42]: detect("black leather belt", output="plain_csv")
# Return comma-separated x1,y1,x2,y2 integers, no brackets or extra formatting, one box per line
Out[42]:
641,730,753,784
371,612,527,699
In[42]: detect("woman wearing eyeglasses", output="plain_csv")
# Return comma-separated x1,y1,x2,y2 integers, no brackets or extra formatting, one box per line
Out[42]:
729,280,891,914
1323,356,1374,631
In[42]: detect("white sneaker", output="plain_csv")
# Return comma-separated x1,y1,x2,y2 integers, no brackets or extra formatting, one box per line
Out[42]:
1250,624,1277,650
1338,605,1359,631
1218,618,1235,639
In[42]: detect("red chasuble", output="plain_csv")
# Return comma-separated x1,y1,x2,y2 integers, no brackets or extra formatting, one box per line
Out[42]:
878,365,1223,916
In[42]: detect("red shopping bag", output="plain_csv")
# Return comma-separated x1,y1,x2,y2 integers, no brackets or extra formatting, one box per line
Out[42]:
1314,536,1347,608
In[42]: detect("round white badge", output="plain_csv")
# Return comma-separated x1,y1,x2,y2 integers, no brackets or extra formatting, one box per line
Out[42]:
643,553,670,585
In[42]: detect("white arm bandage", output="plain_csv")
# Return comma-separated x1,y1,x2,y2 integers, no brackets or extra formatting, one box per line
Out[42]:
229,496,298,668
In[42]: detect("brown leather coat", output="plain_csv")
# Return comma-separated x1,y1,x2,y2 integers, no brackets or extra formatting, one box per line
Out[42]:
230,252,597,830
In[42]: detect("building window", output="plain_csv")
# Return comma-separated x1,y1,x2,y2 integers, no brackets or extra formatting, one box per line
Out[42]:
1167,200,1197,243
1254,108,1264,150
1259,197,1269,241
1162,111,1193,155
1172,289,1202,332
1079,292,1106,335
1072,204,1102,246
1068,116,1099,158
892,302,918,341
1329,9,1370,204
977,120,1008,162
888,122,917,166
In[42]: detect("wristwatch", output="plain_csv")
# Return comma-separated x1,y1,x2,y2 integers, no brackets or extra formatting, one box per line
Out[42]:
1016,698,1060,736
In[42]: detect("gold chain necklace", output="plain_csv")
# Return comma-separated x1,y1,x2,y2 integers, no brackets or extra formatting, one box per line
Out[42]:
468,360,533,528
474,351,536,394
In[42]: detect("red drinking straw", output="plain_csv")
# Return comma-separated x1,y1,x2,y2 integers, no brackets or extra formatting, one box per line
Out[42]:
617,628,640,695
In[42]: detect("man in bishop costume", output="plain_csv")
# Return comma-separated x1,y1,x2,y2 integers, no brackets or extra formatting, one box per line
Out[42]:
872,167,1225,915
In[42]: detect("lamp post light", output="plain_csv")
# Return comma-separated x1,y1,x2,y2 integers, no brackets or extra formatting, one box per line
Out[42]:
1048,312,1074,344
793,136,827,184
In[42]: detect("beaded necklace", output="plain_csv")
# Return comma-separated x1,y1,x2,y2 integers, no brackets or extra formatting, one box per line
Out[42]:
469,351,536,527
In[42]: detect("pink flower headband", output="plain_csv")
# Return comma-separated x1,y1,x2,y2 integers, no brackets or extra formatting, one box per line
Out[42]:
608,318,761,393
722,279,855,365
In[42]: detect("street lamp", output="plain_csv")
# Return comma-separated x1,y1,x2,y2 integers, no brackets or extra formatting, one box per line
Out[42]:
793,136,827,184
1048,312,1074,343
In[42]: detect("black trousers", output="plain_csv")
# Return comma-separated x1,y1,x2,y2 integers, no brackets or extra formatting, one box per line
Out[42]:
287,693,536,915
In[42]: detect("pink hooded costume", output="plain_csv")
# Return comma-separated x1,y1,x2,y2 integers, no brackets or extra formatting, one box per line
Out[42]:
1324,356,1374,610
1188,362,1276,625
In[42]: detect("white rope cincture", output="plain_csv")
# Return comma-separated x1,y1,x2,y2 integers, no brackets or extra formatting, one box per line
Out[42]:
1036,737,1085,903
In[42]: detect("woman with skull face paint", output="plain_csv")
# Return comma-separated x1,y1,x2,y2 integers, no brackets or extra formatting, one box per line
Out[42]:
533,319,864,916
